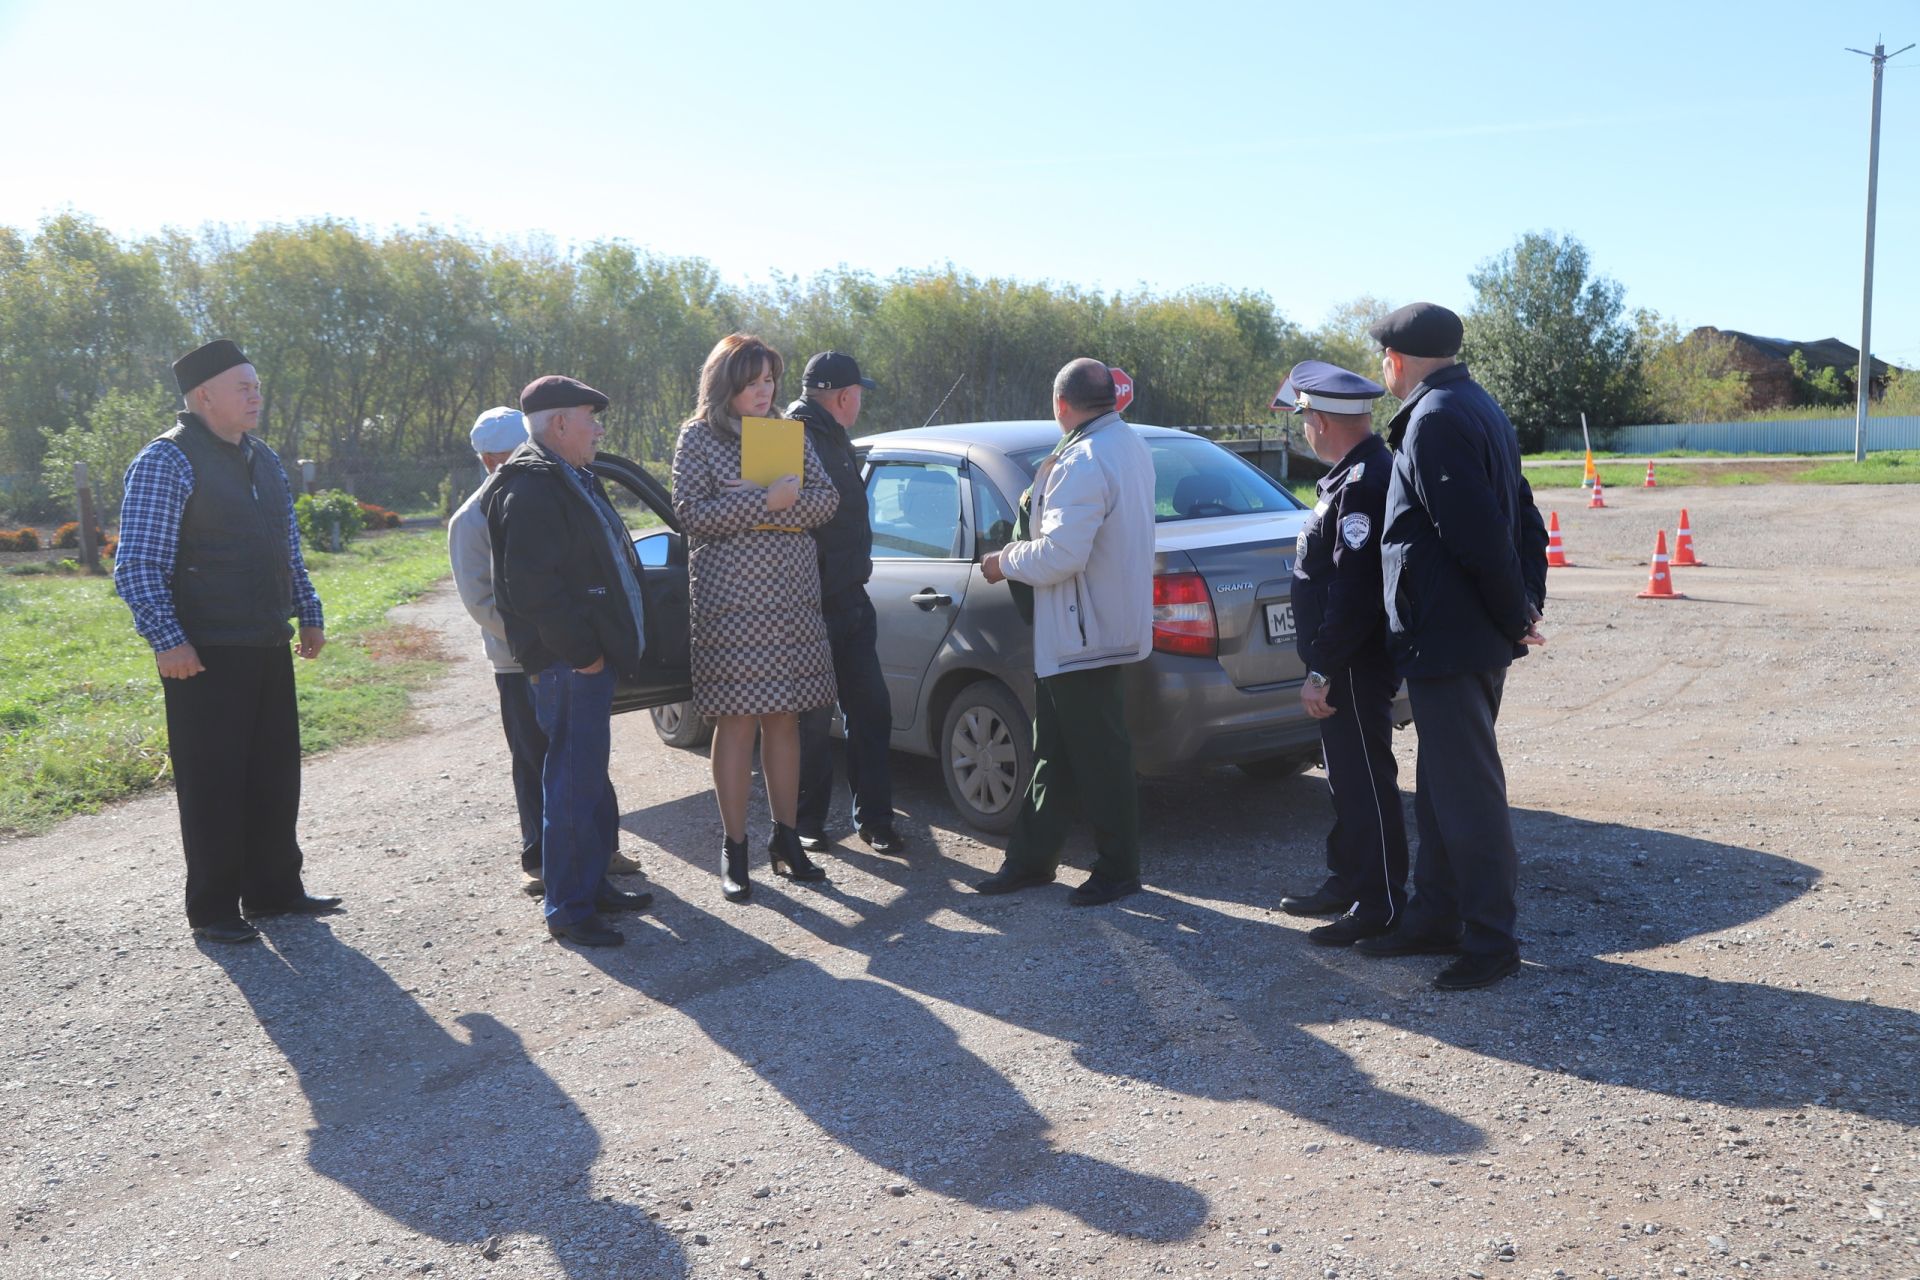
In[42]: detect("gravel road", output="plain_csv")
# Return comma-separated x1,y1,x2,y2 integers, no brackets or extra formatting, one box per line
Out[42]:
3,483,1916,1280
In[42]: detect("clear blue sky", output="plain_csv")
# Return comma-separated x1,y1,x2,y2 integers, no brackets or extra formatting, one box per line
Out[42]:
2,0,1915,366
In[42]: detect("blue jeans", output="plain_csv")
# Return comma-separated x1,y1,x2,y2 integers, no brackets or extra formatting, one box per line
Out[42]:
531,662,617,925
797,586,896,834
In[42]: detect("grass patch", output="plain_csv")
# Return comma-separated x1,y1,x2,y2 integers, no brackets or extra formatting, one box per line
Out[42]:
0,528,452,836
1525,464,1720,489
1797,451,1920,484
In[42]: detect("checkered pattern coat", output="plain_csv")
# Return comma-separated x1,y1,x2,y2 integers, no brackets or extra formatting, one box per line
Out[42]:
671,418,840,717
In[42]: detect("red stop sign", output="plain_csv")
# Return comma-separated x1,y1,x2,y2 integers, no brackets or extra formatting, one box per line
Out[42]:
1109,366,1135,414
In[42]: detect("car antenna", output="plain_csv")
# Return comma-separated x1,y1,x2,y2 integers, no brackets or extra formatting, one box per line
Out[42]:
921,373,965,428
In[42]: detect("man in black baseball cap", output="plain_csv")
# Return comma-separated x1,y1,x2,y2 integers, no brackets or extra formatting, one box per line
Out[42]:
786,352,902,856
1357,304,1549,991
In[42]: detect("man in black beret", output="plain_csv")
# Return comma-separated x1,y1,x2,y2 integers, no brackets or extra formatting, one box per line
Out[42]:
113,340,340,945
481,375,652,948
1354,303,1548,990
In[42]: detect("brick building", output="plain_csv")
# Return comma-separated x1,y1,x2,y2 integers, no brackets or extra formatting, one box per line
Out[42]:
1686,328,1896,411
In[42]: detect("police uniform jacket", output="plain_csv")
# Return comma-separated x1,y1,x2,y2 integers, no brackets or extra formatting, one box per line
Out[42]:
1291,432,1392,680
1380,364,1548,679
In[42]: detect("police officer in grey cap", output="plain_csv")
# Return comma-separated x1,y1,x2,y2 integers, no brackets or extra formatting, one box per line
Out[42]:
1355,303,1548,990
1273,362,1409,946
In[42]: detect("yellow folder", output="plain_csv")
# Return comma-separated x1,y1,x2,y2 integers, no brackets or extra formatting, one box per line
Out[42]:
740,416,803,487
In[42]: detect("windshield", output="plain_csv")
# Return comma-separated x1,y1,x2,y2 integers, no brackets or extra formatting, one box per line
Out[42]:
1006,434,1308,522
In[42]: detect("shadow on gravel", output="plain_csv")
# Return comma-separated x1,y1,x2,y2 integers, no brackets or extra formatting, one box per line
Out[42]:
210,923,687,1278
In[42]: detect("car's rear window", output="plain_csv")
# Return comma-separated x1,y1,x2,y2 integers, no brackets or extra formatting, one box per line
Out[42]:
1007,434,1308,522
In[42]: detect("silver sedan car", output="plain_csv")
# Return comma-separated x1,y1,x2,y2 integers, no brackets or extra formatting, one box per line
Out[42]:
614,421,1406,833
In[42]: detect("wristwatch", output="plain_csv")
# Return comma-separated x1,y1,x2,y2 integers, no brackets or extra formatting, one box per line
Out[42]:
1306,671,1330,689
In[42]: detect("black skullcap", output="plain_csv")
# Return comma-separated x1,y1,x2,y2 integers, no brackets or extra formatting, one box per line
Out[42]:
172,339,251,396
1367,302,1464,359
519,375,610,414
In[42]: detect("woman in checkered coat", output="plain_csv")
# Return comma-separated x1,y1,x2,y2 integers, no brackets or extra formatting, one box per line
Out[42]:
672,333,840,904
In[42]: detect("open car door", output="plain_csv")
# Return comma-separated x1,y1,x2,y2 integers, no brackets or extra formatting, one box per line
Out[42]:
589,451,694,715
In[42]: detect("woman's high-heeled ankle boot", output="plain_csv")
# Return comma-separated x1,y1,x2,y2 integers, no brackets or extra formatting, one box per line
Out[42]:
721,835,752,903
768,822,827,882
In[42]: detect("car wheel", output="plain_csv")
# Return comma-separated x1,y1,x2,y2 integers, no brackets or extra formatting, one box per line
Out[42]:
650,700,712,749
1235,754,1315,780
939,679,1032,834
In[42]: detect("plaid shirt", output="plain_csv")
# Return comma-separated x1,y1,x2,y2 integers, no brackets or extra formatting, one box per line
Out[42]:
113,433,324,653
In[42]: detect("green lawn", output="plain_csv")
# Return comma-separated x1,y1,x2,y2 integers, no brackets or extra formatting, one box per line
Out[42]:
0,527,453,835
1797,451,1920,484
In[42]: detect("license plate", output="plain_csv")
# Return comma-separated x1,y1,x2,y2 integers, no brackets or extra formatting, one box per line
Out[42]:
1264,602,1295,643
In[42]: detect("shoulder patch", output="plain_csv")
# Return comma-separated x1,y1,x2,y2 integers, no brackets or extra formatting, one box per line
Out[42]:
1340,513,1372,550
1348,461,1364,483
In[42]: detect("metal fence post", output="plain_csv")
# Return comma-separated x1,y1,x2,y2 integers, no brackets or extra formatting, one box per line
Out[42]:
73,462,101,574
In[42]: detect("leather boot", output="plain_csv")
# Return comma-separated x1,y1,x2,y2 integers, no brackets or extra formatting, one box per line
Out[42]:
721,835,751,903
767,822,827,882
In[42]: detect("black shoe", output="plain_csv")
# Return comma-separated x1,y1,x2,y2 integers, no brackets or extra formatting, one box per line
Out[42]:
522,878,545,898
1434,951,1521,990
1067,874,1142,907
244,894,344,918
795,829,832,853
1278,884,1352,917
1353,922,1464,957
192,919,260,944
1307,910,1395,947
595,886,654,914
546,915,624,947
859,825,905,855
768,824,828,882
972,867,1055,896
721,836,751,903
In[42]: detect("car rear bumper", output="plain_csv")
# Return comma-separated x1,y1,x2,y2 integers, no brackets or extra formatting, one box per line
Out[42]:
1122,656,1409,775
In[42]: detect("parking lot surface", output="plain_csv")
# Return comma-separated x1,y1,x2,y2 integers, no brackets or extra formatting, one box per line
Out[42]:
3,484,1916,1279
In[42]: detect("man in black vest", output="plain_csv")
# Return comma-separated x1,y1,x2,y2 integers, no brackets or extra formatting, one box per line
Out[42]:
115,340,340,945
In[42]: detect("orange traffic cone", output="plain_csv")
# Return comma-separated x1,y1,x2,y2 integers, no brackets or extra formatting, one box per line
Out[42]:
1644,460,1657,488
1546,511,1571,567
1672,508,1703,566
1588,477,1607,509
1636,529,1686,600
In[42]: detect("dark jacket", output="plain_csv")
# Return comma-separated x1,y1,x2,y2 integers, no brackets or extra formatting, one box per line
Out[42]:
161,413,296,646
786,396,872,599
1380,363,1548,680
1290,431,1393,680
481,440,645,679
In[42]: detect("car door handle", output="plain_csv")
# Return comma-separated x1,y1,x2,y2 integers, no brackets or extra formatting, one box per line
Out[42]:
909,589,953,610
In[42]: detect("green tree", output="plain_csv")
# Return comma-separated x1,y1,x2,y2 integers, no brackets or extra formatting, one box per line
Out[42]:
1787,350,1852,409
1461,232,1645,449
1638,314,1751,424
38,383,177,521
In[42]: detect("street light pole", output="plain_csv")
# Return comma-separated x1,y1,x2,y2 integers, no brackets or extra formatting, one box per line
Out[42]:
1847,38,1913,463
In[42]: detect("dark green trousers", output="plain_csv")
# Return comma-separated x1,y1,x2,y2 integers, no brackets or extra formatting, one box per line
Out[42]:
1002,663,1141,882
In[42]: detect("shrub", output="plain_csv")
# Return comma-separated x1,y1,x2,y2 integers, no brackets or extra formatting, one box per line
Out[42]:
0,528,41,552
53,522,110,550
356,500,402,530
294,490,364,551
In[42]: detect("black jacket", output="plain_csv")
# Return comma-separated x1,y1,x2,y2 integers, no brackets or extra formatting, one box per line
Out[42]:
1380,364,1548,680
161,413,297,647
1290,432,1393,680
481,441,646,679
786,396,872,599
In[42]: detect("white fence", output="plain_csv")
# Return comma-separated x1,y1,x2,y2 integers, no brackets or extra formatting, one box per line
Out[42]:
1544,415,1920,455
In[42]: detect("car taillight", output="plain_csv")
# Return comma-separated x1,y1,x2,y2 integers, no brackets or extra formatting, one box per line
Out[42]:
1153,571,1217,658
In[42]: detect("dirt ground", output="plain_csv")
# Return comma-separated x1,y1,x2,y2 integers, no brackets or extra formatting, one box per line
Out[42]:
2,484,1915,1280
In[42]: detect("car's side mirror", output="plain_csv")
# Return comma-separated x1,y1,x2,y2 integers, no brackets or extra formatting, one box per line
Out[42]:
633,531,676,568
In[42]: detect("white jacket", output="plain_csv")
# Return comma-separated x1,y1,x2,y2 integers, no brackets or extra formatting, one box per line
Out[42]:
448,473,520,673
999,413,1156,678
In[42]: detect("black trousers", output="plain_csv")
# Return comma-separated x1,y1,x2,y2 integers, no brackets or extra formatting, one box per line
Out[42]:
162,643,306,926
1405,668,1519,956
496,672,546,876
1317,661,1409,924
797,585,895,835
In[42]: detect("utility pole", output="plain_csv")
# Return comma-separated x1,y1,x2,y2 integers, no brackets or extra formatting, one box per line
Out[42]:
1847,38,1913,463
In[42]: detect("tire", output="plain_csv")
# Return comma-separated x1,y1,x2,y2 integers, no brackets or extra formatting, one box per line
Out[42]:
1235,753,1315,781
939,679,1033,834
650,700,712,749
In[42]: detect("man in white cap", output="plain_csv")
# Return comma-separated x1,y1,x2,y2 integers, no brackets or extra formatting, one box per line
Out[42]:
448,406,649,905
